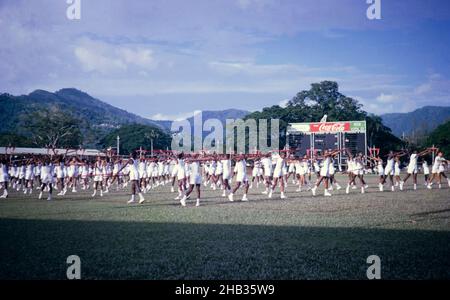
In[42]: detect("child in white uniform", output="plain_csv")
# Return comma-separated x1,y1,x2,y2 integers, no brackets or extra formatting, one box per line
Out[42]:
220,155,232,197
124,154,145,204
0,159,9,198
428,151,450,189
228,155,249,202
92,159,104,197
400,149,431,191
269,153,287,199
174,154,186,200
261,154,273,195
38,159,53,201
180,156,202,207
311,152,332,197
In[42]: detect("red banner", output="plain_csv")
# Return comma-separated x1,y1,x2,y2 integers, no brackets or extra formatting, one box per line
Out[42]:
309,122,350,133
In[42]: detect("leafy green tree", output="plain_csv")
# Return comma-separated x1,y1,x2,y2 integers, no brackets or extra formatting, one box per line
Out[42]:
288,81,366,121
426,121,450,155
100,124,171,155
22,108,82,148
366,114,404,154
245,81,402,153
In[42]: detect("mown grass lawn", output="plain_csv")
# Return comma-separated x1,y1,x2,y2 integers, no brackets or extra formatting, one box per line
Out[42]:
1,175,449,279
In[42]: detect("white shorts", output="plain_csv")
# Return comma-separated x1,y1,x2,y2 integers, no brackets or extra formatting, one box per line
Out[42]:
296,168,306,176
177,171,186,180
384,167,393,176
252,168,259,177
236,174,248,183
41,175,51,184
320,168,329,177
0,174,9,183
407,166,417,174
353,169,363,176
222,172,231,181
190,175,202,185
273,169,283,178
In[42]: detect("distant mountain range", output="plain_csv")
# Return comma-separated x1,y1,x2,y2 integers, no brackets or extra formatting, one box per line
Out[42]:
0,88,164,132
381,106,450,137
3,88,448,146
0,88,249,145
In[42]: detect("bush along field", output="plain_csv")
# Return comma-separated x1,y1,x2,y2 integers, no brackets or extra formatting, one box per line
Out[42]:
0,174,449,279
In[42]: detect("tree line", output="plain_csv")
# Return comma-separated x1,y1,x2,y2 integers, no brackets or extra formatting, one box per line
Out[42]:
1,81,447,155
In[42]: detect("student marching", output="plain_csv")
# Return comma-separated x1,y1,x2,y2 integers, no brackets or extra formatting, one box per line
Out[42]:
0,146,449,207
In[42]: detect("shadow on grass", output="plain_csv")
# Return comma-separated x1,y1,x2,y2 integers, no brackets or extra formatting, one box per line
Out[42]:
410,208,450,217
0,218,449,280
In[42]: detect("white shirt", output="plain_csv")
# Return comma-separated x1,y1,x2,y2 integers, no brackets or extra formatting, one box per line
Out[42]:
261,157,272,175
408,154,418,168
234,159,247,180
128,159,139,180
273,157,285,177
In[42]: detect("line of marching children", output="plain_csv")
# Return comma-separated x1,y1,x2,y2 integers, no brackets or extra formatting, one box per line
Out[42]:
0,147,449,206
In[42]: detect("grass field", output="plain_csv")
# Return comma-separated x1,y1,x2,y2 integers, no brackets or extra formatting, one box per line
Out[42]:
1,174,449,280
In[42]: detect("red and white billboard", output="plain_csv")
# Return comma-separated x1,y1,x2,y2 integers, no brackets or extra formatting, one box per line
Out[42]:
288,121,366,134
309,122,350,133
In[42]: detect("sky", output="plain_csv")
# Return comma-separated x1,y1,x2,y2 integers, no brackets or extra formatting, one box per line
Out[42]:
1,0,450,120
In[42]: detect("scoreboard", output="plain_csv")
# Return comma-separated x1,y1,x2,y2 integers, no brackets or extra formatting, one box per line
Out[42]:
286,121,367,166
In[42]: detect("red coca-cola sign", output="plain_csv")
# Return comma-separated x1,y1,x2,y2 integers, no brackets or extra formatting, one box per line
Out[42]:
309,122,350,133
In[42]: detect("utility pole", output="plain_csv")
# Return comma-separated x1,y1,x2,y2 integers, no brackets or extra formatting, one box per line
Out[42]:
432,144,435,162
151,139,154,157
145,131,156,157
117,136,120,156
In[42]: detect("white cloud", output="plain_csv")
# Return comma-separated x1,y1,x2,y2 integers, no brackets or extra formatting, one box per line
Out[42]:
414,83,432,95
150,110,202,121
209,61,303,76
74,38,157,74
75,47,127,73
357,73,450,114
278,99,289,108
376,93,398,103
236,0,252,9
236,0,271,10
120,48,155,67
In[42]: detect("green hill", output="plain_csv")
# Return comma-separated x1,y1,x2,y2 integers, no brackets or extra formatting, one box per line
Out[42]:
381,106,450,137
0,88,169,147
0,88,165,134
